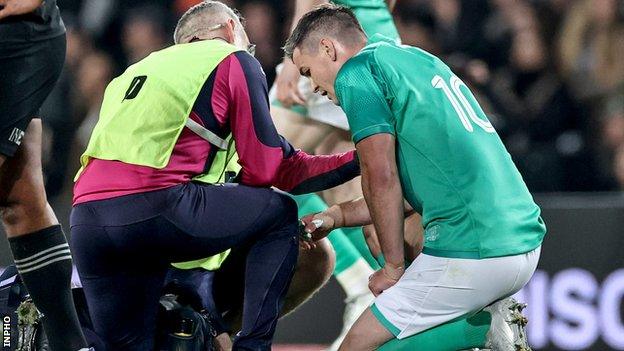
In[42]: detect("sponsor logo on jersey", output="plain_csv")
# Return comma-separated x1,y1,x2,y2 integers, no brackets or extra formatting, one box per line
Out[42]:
425,225,439,242
8,128,25,146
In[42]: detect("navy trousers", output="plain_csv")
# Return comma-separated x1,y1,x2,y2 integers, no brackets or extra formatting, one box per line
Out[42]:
70,183,299,351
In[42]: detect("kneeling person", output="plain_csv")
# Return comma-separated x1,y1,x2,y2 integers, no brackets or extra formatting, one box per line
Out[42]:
289,5,546,350
70,2,359,350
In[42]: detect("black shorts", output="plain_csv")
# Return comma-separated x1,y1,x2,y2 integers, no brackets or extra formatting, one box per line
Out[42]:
0,34,66,157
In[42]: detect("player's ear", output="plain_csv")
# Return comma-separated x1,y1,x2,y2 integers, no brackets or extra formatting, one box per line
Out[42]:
320,38,337,61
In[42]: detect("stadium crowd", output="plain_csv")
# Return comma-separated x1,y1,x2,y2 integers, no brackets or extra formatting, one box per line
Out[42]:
42,0,624,199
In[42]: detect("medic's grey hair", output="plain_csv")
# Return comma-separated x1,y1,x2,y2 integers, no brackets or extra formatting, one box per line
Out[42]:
174,1,243,44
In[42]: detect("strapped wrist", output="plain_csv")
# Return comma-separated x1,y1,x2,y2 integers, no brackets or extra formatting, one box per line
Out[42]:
327,205,345,228
381,266,403,282
382,262,404,281
385,261,404,271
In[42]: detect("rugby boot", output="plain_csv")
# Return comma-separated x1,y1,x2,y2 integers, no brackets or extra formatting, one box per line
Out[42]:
483,297,531,351
16,298,43,351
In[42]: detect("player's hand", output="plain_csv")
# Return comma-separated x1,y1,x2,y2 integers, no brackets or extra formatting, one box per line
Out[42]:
0,0,43,20
301,211,336,242
465,59,490,86
298,220,317,251
368,264,404,297
214,332,232,351
275,59,306,108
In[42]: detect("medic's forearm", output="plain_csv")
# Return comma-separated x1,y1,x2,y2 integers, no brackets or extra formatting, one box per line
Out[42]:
273,149,359,194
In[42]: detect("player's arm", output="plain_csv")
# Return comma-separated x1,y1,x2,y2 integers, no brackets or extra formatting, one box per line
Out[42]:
275,0,327,107
290,0,328,33
358,133,405,268
364,212,423,264
302,195,413,238
301,147,407,295
325,54,405,292
302,53,409,233
0,0,43,20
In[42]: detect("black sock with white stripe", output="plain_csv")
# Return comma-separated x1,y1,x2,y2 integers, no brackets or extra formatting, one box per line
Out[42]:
9,225,87,351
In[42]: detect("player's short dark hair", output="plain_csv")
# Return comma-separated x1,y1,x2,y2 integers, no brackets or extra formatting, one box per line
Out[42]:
283,4,366,59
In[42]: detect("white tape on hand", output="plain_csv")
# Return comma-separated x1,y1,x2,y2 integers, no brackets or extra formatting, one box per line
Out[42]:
311,219,324,229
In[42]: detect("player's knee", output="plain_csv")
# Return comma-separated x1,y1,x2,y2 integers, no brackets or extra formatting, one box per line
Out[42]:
340,326,373,350
1,202,32,226
299,238,335,285
0,197,48,229
340,332,361,350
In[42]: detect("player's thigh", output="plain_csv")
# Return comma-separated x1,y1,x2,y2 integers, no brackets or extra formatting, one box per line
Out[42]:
212,237,334,321
340,307,394,350
0,34,65,160
0,119,58,236
271,105,333,153
0,119,45,201
0,35,65,235
314,128,352,155
307,91,350,131
285,238,334,298
362,224,382,259
404,213,424,261
373,253,524,339
317,130,363,204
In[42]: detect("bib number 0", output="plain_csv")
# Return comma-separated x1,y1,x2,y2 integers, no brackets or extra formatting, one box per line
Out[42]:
431,75,494,133
123,75,147,101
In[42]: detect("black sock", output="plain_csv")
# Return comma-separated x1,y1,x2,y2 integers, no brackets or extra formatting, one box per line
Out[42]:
9,225,87,351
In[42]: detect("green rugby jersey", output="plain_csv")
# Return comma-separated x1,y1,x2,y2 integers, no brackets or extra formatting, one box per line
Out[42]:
332,0,399,41
334,34,546,259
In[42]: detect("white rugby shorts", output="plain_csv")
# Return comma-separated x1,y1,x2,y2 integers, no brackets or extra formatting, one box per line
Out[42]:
372,246,541,339
269,63,350,131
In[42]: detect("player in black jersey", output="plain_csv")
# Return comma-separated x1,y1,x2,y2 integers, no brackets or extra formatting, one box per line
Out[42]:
0,1,89,350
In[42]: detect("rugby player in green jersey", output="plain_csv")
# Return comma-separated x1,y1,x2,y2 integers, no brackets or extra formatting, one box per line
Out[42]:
270,2,422,348
289,5,546,351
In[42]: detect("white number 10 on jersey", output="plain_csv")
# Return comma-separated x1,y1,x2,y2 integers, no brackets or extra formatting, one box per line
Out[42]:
431,75,495,133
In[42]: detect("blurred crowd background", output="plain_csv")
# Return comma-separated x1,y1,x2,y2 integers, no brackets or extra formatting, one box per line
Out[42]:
43,0,624,202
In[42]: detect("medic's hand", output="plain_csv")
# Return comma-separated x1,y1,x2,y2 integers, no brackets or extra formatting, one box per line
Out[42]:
0,0,43,20
368,264,404,297
275,59,306,108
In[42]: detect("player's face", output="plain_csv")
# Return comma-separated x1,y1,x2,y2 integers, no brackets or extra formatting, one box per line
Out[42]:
292,42,342,105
